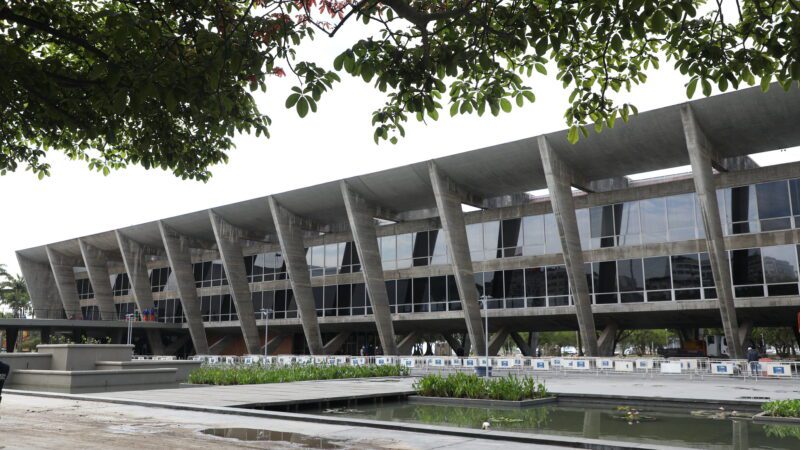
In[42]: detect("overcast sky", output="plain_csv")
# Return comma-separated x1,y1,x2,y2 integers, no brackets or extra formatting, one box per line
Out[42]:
1,24,798,277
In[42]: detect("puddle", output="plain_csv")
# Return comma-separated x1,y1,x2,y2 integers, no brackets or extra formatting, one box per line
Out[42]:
200,428,343,447
737,396,771,400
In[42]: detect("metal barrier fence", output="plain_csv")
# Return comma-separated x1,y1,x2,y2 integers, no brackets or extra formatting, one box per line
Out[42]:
177,354,800,381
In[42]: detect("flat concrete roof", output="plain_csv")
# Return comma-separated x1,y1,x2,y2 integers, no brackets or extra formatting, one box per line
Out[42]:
18,85,800,264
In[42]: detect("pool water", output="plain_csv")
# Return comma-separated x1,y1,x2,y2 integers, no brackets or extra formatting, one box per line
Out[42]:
310,400,800,449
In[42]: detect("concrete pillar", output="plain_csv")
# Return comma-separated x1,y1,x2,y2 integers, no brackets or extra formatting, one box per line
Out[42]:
529,331,539,355
158,222,209,355
463,333,471,356
597,323,619,356
488,328,509,355
429,162,487,357
510,332,533,356
323,331,351,354
738,320,754,349
538,137,599,356
77,240,118,320
340,181,399,355
681,105,743,360
16,253,62,319
441,334,462,356
397,331,419,355
115,231,165,354
44,246,83,320
267,197,325,354
208,211,262,355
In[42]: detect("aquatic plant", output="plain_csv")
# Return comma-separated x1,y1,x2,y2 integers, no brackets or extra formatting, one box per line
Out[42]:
413,373,549,401
188,364,409,385
762,399,800,418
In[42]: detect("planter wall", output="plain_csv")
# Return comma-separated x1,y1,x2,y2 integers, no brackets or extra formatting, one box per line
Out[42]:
36,344,134,371
0,353,52,384
10,368,178,394
95,360,202,382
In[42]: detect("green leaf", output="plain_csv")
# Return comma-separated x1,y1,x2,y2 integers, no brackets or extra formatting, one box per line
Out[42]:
522,91,536,103
333,54,344,71
534,63,547,75
285,93,300,108
450,102,459,117
761,75,771,92
296,97,309,118
701,79,712,97
567,126,579,144
686,78,698,98
500,98,512,113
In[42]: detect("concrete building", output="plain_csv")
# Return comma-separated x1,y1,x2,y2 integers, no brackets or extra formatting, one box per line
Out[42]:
10,85,800,359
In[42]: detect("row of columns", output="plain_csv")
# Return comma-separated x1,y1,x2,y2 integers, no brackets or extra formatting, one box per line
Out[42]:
16,103,751,358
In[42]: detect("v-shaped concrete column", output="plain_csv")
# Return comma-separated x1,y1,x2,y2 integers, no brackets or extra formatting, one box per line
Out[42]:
340,181,399,355
16,252,63,319
429,162,487,357
267,197,325,354
158,222,209,355
681,105,743,359
538,136,599,356
208,211,261,355
115,231,165,354
77,240,118,320
45,246,83,320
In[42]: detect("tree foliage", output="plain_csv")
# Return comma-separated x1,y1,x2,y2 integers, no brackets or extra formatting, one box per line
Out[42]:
0,266,31,318
2,0,799,180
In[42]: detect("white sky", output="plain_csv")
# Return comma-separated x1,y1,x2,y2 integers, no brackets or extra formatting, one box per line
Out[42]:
1,24,798,276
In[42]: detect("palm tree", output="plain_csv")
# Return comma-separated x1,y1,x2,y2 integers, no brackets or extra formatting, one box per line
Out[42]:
0,271,30,318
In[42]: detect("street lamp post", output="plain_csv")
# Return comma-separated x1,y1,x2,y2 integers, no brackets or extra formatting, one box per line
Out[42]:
260,308,273,362
484,297,489,379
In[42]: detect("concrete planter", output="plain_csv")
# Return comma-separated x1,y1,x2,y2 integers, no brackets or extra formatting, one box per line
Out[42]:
10,368,178,394
752,411,800,424
36,344,134,371
0,353,52,384
408,395,557,408
95,360,202,382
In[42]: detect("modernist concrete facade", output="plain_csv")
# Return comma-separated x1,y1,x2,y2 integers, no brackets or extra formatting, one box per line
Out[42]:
12,85,800,359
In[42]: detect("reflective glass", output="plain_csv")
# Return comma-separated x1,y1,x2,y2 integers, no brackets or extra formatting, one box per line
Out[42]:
501,218,523,256
525,267,546,298
547,266,569,296
790,179,800,228
757,181,792,231
640,198,667,243
396,233,413,262
590,205,616,248
544,214,562,254
504,269,525,299
430,276,447,302
699,252,715,287
576,209,591,249
726,186,759,234
522,215,545,256
617,202,641,246
483,220,500,258
412,231,430,261
593,261,617,294
761,245,799,284
617,259,644,292
466,223,483,260
667,194,696,241
730,248,764,285
671,254,701,288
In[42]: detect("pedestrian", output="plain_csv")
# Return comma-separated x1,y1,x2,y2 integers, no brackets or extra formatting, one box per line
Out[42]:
746,346,760,374
0,359,10,404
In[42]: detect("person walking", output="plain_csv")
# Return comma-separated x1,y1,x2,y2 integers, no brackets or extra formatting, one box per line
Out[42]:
0,359,10,404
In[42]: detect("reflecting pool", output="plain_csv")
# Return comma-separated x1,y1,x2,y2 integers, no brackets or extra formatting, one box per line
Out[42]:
309,401,800,449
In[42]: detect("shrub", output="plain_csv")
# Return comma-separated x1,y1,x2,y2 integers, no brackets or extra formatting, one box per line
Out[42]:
762,399,800,418
188,364,409,385
414,373,549,401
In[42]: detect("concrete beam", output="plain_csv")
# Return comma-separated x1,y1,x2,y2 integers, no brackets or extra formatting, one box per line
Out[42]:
208,210,261,355
44,246,83,320
488,328,509,356
116,231,165,354
441,334,463,356
16,253,62,319
323,331,351,354
538,136,599,356
267,197,325,354
429,162,487,357
340,181,399,355
397,331,419,355
597,322,618,356
681,105,743,360
158,222,209,355
510,332,533,356
77,239,118,320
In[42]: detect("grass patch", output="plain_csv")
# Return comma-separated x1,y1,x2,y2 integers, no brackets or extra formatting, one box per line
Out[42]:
762,399,800,418
188,364,409,385
414,373,549,401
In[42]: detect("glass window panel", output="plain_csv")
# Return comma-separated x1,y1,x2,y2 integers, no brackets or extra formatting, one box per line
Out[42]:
522,215,545,256
727,185,759,234
483,221,500,258
576,208,592,249
447,275,460,301
323,285,337,310
768,284,799,296
621,293,644,303
671,254,701,289
640,197,667,244
430,230,448,265
617,259,644,292
396,233,413,261
730,248,764,285
396,279,412,312
504,269,524,299
667,194,697,241
647,291,672,302
350,244,361,272
590,205,616,248
430,276,447,302
352,283,366,307
762,245,799,284
790,179,800,227
412,277,429,303
501,218,522,257
313,287,324,310
756,181,791,219
310,246,324,272
616,202,641,247
324,244,338,274
412,231,430,259
547,265,569,296
338,242,350,268
593,261,617,293
337,284,351,313
466,223,483,260
380,235,396,263
525,267,546,298
675,289,701,300
699,253,715,287
544,214,562,254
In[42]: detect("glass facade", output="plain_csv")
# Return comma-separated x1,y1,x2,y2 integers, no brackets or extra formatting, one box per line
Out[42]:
193,260,228,288
244,252,287,283
307,241,361,276
251,288,298,319
154,298,185,323
378,229,448,269
720,179,800,234
111,273,130,296
149,267,176,292
200,294,237,322
76,278,94,299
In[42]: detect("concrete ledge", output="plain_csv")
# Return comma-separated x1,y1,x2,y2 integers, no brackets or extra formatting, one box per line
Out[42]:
556,393,763,413
10,368,178,394
752,412,800,424
95,360,201,382
408,395,557,408
37,344,134,371
3,390,679,450
0,353,52,384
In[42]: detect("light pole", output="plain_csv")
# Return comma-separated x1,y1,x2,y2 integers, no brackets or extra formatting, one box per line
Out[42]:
260,308,273,361
484,297,489,379
125,313,134,346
